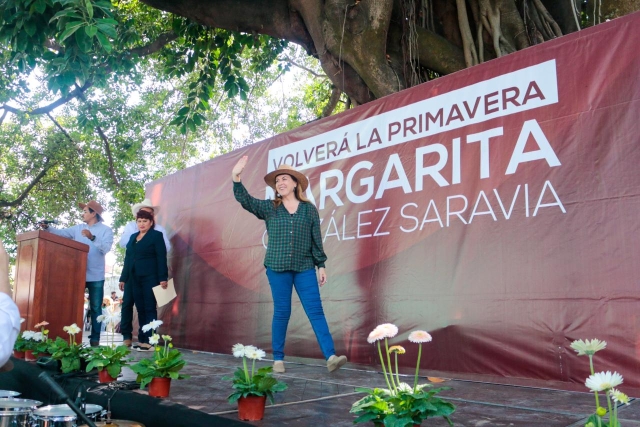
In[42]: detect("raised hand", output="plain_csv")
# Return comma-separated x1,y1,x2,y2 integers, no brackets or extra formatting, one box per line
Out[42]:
232,155,248,182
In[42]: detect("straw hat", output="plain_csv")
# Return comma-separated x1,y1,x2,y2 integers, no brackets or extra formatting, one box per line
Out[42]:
78,200,104,216
131,198,159,217
264,165,309,192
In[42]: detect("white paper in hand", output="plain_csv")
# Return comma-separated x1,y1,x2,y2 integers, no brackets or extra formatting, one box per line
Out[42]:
153,278,177,307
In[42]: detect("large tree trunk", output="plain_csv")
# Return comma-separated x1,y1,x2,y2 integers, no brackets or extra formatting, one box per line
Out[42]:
140,0,636,105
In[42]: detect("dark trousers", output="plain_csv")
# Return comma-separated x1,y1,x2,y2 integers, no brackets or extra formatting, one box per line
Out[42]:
86,281,104,343
120,275,158,344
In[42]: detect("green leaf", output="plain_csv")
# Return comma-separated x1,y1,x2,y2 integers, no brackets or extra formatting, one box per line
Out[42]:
106,364,121,378
15,31,28,51
96,23,117,39
96,18,119,26
49,9,82,23
85,25,97,37
227,83,239,98
24,20,37,37
75,29,92,52
34,0,47,14
59,21,85,42
95,31,112,53
84,0,94,19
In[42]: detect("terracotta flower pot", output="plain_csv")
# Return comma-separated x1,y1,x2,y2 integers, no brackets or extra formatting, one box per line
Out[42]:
13,350,25,359
237,395,267,421
148,377,171,398
98,370,117,383
24,350,37,361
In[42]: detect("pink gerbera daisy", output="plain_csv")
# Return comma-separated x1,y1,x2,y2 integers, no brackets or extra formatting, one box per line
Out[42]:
367,328,386,344
376,323,399,339
408,330,432,343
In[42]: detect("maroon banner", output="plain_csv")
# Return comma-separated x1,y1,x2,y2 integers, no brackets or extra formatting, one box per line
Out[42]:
148,13,640,393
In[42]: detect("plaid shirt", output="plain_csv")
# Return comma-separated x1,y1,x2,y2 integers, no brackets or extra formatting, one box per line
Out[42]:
233,181,327,272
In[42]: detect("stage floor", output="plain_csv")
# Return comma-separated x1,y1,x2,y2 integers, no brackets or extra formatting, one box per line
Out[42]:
86,332,640,426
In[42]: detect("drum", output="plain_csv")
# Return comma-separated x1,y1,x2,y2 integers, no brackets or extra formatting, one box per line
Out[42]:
0,391,20,398
79,421,145,427
0,398,42,427
31,404,103,427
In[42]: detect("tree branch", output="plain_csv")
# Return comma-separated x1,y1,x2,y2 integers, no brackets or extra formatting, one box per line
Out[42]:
95,126,121,189
74,90,121,188
0,31,179,118
0,82,93,117
322,85,342,117
0,159,52,208
282,56,328,78
46,113,75,144
130,31,179,57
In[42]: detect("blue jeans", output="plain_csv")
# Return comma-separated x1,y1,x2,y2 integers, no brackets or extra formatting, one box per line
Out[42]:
86,281,104,343
265,268,335,361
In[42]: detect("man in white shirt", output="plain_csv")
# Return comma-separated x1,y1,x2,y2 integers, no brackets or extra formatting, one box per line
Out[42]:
119,198,171,251
41,200,114,346
0,240,21,370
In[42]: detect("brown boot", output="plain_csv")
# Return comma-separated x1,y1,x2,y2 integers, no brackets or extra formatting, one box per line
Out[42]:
123,339,132,347
327,355,347,373
273,361,285,373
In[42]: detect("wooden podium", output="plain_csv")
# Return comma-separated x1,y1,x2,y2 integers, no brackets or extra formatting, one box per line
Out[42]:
14,231,89,340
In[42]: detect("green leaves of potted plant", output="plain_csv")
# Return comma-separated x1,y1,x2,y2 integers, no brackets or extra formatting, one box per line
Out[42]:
223,344,288,421
48,323,84,373
85,345,132,382
350,324,455,427
129,320,189,397
13,329,29,359
83,311,132,382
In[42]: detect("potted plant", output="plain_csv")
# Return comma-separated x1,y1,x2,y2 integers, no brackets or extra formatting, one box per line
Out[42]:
350,324,455,426
84,310,131,383
23,321,51,361
571,338,630,427
13,331,30,359
129,320,189,397
48,323,85,373
223,343,288,421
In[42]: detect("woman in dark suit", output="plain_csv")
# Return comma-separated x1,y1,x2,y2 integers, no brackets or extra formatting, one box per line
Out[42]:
118,209,168,351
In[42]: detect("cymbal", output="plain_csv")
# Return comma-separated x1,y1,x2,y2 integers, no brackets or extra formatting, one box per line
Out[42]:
79,420,145,427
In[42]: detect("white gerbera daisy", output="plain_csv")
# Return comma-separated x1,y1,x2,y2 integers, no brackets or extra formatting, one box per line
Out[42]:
571,339,606,356
62,324,79,335
149,334,160,345
232,343,245,358
609,388,630,405
246,347,266,360
585,371,623,392
142,319,163,332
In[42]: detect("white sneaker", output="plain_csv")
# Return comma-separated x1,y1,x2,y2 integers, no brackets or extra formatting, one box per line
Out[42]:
327,355,347,373
273,361,285,373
